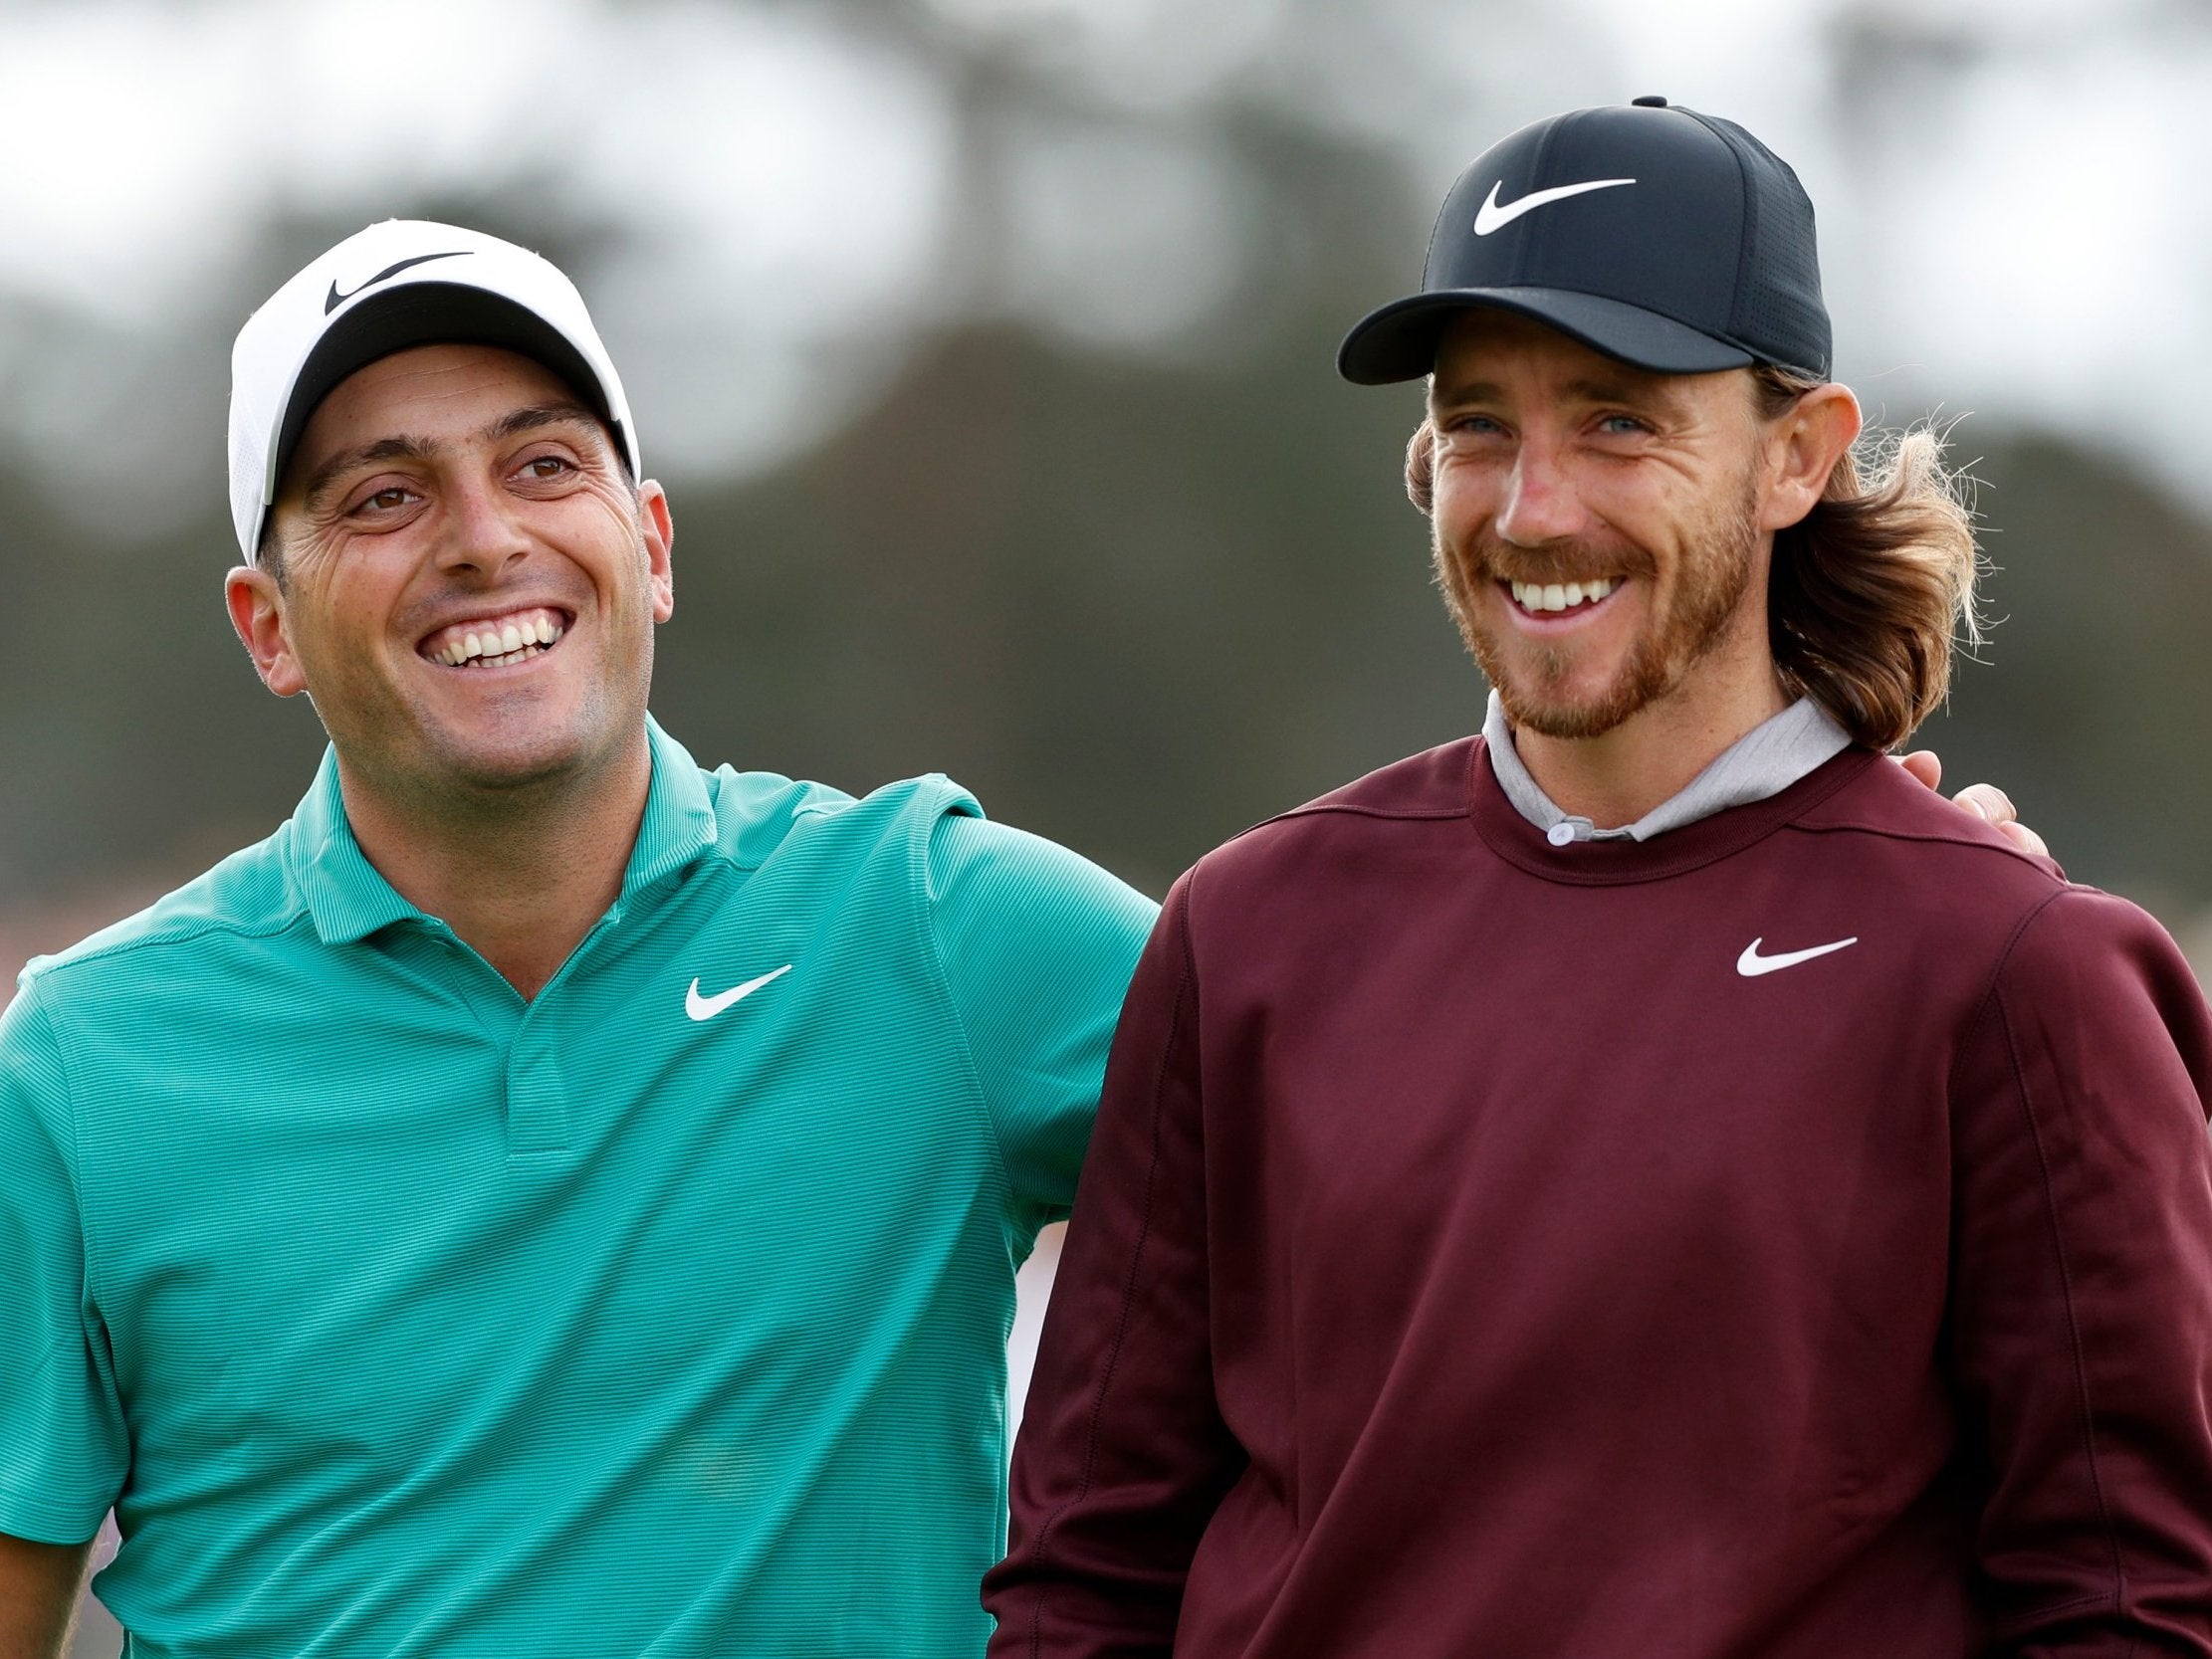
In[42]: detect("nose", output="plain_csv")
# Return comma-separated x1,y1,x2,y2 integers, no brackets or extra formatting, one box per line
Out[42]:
1492,432,1588,548
437,474,533,581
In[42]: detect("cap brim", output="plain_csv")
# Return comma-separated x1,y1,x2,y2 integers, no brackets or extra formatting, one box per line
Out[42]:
269,283,629,505
1337,287,1756,384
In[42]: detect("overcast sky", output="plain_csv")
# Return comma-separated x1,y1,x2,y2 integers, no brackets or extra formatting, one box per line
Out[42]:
3,0,2205,533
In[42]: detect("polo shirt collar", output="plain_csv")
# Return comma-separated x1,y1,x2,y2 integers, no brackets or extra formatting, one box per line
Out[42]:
287,748,415,945
621,716,720,902
288,715,720,946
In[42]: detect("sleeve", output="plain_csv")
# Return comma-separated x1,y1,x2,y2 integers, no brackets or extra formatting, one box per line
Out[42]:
1947,887,2212,1656
983,876,1245,1659
0,985,127,1545
926,813,1158,1241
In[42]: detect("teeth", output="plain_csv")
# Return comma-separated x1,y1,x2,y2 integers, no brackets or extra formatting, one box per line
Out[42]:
425,607,568,667
1510,576,1621,613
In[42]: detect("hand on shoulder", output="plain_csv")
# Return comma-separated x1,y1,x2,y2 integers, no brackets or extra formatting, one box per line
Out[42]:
1893,750,2049,857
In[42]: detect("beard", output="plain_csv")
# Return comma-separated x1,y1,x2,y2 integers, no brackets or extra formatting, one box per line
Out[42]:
1435,473,1763,740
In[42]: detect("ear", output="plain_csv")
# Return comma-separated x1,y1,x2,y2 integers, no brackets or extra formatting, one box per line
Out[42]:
1404,419,1438,516
1757,381,1861,533
639,480,675,623
226,564,309,698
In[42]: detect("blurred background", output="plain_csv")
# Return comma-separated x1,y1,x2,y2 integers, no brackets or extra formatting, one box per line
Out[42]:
7,0,2210,1650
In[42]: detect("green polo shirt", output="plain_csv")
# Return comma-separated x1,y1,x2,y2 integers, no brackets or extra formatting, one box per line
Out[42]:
0,720,1156,1657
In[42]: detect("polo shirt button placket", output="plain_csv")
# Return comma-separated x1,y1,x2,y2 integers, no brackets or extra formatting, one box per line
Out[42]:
501,909,623,1161
506,1019,572,1160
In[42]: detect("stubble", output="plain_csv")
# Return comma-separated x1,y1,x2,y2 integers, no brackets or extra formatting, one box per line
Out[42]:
1435,471,1763,740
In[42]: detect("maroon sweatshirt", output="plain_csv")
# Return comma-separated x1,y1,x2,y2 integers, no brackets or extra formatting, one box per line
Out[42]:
987,738,2212,1658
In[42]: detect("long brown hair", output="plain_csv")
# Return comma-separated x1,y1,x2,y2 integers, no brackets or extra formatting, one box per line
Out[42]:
1403,368,1982,750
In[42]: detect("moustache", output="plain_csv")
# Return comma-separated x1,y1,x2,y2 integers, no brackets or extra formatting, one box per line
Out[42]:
1457,536,1657,588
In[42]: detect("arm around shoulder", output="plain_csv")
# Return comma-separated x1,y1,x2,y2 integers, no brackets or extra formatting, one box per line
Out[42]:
1947,886,2212,1654
926,812,1158,1230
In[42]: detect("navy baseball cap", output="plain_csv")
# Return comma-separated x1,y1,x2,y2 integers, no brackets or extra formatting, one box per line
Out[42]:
1338,98,1831,384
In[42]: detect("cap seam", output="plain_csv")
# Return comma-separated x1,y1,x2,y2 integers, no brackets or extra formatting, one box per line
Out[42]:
1418,179,1454,315
1516,116,1567,288
1680,109,1761,357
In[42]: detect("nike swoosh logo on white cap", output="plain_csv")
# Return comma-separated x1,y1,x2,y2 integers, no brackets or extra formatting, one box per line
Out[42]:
324,250,471,314
1473,177,1637,236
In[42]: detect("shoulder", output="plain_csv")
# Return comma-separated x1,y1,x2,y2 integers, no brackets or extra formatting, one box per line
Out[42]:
1784,748,2068,908
699,764,982,874
14,831,301,1004
5,830,302,1103
693,763,1157,937
1773,757,2201,1024
1996,883,2205,1011
1961,882,2212,1142
1188,736,1480,889
925,812,1157,940
1284,736,1482,823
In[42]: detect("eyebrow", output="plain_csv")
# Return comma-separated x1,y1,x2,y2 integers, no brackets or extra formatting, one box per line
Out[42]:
299,437,427,513
488,401,601,443
297,400,605,513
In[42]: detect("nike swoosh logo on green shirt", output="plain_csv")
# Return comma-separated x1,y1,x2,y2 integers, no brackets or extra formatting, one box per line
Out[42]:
686,963,793,1021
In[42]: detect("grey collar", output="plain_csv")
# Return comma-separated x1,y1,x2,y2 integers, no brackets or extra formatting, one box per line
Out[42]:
1481,692,1853,845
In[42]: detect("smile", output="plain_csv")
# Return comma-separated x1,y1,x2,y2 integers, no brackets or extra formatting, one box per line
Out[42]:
419,606,570,669
1505,576,1621,616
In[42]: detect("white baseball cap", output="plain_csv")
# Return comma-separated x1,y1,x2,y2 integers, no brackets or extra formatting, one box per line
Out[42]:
227,219,640,561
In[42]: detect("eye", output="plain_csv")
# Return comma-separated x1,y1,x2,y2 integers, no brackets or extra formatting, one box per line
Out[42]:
350,483,417,517
518,454,575,482
1445,413,1507,437
1597,414,1651,436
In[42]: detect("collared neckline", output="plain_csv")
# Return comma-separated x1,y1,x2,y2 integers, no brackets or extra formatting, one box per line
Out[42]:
287,715,720,946
1466,732,1878,886
1480,691,1852,845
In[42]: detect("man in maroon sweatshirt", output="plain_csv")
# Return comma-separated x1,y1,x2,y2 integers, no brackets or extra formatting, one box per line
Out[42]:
985,99,2212,1657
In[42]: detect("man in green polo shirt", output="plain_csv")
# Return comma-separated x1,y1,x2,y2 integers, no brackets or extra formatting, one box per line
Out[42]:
0,221,1155,1657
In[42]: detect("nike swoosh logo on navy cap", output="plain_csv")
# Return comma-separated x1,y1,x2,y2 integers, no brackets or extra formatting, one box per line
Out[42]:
1473,177,1637,236
324,251,472,314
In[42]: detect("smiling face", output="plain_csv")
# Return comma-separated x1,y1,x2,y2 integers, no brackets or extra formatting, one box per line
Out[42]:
227,342,673,815
1426,311,1777,741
